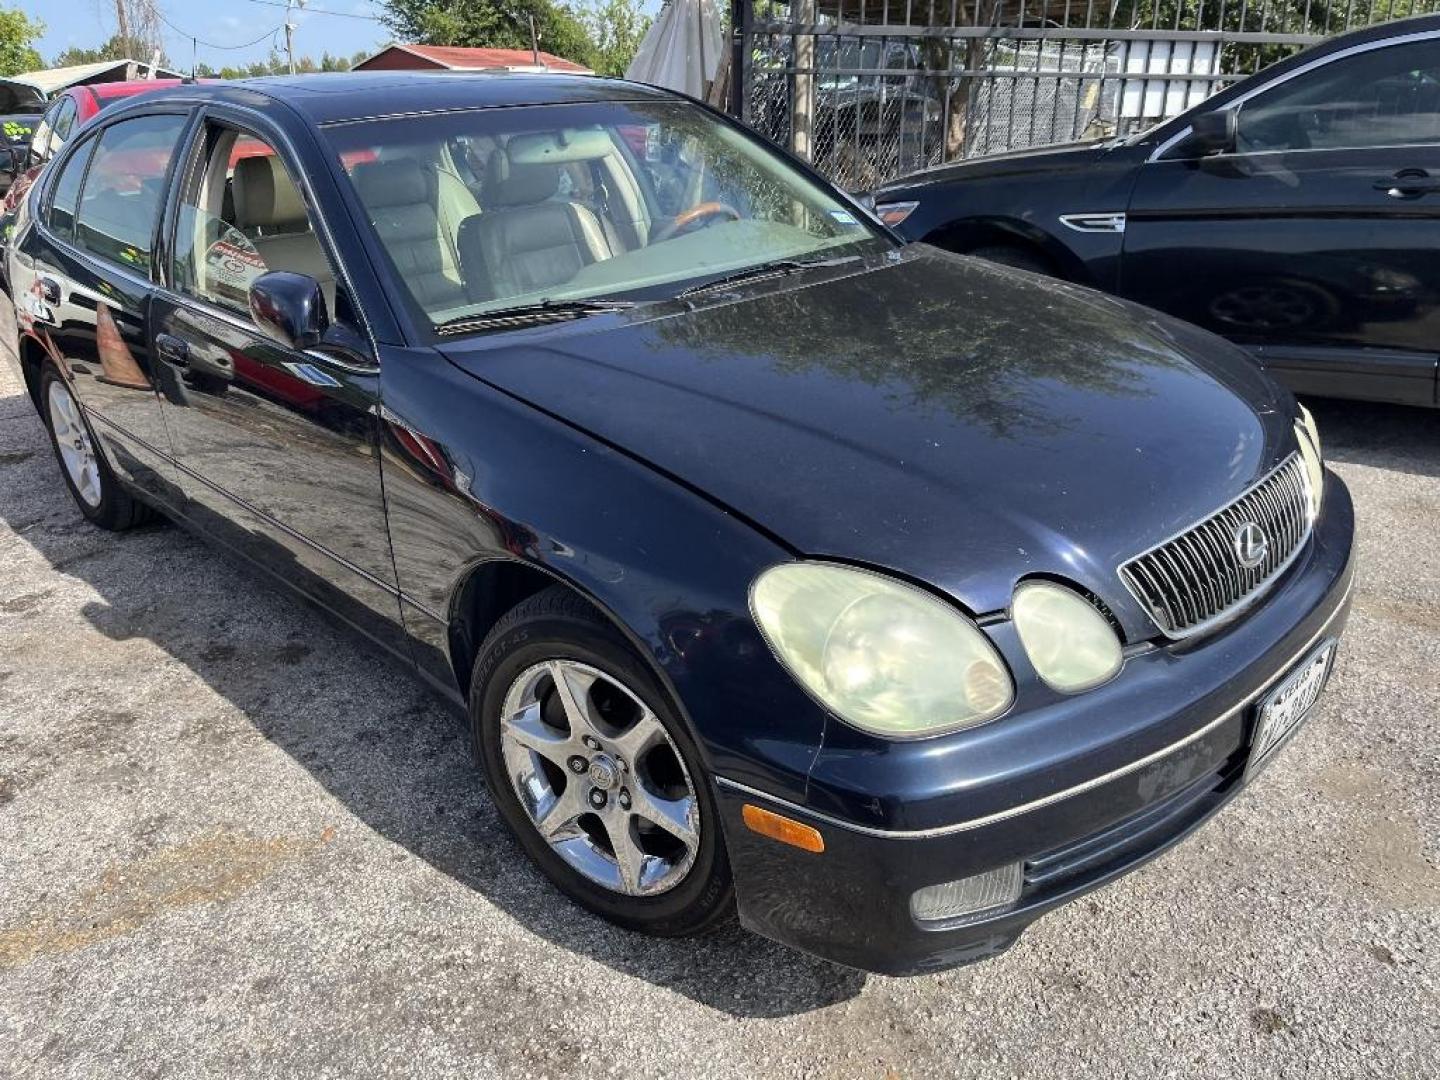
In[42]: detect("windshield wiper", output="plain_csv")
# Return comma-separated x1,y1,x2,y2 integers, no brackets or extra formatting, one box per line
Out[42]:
433,298,636,337
676,254,863,299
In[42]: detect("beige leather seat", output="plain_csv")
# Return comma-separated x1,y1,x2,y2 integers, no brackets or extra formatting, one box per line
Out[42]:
231,155,336,309
468,151,612,299
351,159,468,311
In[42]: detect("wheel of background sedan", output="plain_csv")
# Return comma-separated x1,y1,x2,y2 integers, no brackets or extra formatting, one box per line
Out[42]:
39,364,151,531
470,585,734,936
967,244,1057,277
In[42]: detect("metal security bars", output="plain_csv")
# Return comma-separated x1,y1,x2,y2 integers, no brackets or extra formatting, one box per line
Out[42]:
732,0,1440,190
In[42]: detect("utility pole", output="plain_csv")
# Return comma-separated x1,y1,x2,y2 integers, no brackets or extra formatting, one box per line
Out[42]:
285,0,306,75
115,0,130,45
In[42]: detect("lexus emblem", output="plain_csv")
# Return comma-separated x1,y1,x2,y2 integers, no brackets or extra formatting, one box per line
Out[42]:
1233,521,1269,569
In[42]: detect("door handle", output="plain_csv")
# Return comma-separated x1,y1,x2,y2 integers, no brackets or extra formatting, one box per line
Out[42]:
154,332,190,368
1373,169,1440,198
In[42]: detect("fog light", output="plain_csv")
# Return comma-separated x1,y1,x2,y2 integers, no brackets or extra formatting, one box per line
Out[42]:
910,863,1023,925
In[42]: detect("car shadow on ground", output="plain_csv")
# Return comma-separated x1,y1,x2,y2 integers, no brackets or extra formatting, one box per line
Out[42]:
0,386,868,1018
1302,395,1440,479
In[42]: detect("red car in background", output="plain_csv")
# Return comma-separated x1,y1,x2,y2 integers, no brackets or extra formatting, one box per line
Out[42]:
1,79,192,240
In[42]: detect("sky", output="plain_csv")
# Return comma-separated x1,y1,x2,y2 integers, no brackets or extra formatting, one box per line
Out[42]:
22,0,395,71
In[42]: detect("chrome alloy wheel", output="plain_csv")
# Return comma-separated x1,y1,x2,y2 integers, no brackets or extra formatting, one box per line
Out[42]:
46,379,102,508
499,660,701,896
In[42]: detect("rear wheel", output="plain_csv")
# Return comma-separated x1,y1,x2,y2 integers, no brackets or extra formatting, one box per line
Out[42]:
471,586,734,935
40,365,150,531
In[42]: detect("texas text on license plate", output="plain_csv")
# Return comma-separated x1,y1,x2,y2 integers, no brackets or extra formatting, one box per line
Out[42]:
1249,640,1336,769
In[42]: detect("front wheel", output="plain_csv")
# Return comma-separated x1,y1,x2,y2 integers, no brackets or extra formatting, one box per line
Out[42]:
967,244,1058,277
470,586,734,936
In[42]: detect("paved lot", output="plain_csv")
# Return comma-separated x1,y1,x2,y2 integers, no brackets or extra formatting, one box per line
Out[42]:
1,313,1437,1080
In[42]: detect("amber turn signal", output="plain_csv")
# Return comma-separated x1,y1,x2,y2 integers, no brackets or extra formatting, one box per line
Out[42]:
741,803,825,853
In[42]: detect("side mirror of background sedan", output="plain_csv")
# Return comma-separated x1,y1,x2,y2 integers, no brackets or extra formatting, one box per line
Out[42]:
249,270,328,351
1187,109,1237,156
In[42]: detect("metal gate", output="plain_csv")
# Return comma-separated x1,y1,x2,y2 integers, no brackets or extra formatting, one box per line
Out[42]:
733,0,1440,190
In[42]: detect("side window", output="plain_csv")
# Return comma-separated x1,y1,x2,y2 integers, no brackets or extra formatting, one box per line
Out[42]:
73,112,188,272
46,136,97,240
30,100,62,163
52,97,77,146
1237,39,1440,153
172,127,338,316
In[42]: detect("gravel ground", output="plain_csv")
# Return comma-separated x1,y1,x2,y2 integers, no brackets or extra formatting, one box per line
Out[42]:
0,312,1437,1079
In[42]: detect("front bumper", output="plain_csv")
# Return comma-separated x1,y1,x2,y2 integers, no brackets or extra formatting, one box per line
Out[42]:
719,475,1356,975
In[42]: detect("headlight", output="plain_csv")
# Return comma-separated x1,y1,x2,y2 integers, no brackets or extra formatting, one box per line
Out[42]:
1295,404,1324,519
1012,581,1123,693
873,200,918,227
749,563,1014,738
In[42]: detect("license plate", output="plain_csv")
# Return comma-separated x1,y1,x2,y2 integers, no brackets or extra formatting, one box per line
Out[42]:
1250,641,1335,767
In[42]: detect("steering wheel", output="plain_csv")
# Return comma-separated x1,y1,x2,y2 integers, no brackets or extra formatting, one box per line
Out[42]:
651,201,741,243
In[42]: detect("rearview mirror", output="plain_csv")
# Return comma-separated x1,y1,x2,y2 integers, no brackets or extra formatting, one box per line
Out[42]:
249,271,327,351
1187,109,1236,157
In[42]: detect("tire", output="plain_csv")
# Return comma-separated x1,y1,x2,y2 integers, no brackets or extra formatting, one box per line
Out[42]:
470,585,734,936
967,244,1057,277
40,364,152,531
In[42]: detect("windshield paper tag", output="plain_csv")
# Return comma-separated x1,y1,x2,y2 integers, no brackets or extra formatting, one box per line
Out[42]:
828,209,859,225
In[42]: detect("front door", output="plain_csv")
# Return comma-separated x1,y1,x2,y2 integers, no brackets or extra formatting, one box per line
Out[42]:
151,111,406,653
1122,33,1440,407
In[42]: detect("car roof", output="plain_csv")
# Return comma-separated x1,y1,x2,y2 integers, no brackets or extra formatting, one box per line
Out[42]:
142,71,680,127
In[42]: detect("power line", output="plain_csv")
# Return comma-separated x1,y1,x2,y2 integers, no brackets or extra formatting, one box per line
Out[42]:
153,9,284,50
242,0,387,21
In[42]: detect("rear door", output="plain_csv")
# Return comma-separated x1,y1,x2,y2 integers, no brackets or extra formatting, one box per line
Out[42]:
150,107,407,653
1122,32,1440,407
15,108,192,505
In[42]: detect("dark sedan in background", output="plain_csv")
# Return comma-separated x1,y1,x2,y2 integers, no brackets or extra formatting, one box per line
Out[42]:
874,15,1440,410
9,72,1353,974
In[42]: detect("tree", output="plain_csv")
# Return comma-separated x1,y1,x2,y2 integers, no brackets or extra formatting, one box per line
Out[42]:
380,0,596,68
584,0,651,77
0,7,43,76
53,33,170,69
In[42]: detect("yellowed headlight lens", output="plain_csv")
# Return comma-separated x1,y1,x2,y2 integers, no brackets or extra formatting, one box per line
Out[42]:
1012,581,1123,693
750,563,1014,738
1295,406,1324,519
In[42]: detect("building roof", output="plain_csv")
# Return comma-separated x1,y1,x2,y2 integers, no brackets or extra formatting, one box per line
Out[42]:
354,43,591,75
3,59,186,96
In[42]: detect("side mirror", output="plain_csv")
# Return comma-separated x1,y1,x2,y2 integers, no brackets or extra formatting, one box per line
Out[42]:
1187,109,1237,157
248,270,327,351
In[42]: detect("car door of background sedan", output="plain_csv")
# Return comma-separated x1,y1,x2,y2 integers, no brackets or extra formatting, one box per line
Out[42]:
1121,34,1440,408
149,109,407,654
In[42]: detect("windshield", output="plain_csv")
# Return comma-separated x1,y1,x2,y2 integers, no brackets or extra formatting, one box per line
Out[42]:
324,99,891,332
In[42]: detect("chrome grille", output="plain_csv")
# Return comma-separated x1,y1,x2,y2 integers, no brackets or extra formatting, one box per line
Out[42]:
1119,454,1314,638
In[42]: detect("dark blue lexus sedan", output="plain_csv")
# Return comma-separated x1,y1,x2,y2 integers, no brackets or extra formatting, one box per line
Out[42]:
8,72,1354,974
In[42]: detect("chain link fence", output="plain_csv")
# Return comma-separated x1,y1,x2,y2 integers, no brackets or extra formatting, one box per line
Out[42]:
737,0,1440,190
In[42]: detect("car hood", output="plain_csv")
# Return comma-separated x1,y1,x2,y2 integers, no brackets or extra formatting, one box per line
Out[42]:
440,246,1292,633
874,139,1117,193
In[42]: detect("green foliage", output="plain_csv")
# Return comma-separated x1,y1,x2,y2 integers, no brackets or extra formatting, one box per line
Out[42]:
52,34,169,69
0,7,44,76
585,0,652,76
189,49,368,80
380,0,596,67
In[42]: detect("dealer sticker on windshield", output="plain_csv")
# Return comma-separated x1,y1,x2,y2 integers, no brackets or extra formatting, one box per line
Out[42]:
1249,640,1335,770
